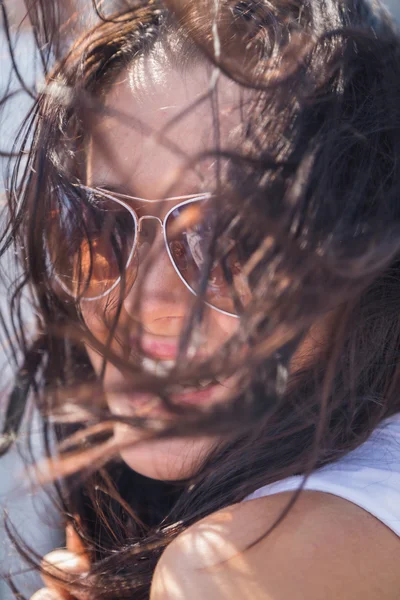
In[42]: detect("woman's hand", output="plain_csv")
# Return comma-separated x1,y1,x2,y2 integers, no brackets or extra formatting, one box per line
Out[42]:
31,525,90,600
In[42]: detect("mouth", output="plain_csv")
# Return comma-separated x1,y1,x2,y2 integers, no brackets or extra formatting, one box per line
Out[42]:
105,335,236,416
139,354,224,406
130,335,218,380
131,333,213,361
106,352,229,418
171,385,220,406
107,382,223,422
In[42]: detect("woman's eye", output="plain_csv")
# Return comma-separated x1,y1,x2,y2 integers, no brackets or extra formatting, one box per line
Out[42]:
170,241,188,270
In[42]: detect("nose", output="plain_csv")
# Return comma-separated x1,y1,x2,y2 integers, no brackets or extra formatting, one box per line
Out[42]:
124,221,194,337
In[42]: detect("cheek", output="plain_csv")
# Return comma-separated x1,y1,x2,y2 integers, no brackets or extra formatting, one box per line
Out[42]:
213,313,240,337
80,307,109,373
81,299,125,353
81,305,132,390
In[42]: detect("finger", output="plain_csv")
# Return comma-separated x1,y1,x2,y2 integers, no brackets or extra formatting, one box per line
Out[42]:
31,588,65,600
66,524,90,567
41,549,88,598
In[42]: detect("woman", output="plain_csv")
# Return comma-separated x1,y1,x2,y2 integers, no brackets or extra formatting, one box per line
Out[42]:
1,0,400,598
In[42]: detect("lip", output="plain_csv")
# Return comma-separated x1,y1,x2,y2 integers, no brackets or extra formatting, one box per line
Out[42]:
171,384,219,405
131,335,209,361
140,337,180,360
107,381,225,419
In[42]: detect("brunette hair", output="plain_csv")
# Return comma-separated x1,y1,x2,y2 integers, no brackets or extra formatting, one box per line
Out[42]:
1,1,400,598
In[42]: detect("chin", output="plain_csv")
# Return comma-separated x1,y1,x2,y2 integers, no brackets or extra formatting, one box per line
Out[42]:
114,423,217,481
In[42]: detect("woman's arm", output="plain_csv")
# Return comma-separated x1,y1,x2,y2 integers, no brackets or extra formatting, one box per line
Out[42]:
151,491,400,600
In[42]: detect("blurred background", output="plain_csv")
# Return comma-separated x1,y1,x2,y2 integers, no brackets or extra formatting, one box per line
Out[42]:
0,4,61,599
0,0,400,598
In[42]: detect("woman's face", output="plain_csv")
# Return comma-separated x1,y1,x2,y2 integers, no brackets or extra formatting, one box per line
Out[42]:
83,55,244,481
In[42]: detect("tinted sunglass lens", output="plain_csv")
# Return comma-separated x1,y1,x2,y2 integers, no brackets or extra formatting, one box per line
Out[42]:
49,192,138,299
166,201,250,315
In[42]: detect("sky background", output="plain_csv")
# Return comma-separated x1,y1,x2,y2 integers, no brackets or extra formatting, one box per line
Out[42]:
0,17,60,600
384,0,400,18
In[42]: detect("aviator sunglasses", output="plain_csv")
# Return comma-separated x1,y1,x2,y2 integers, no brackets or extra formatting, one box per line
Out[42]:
49,185,250,317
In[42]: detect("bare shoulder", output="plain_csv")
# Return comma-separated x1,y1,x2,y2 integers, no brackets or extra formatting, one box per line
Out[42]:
151,491,400,600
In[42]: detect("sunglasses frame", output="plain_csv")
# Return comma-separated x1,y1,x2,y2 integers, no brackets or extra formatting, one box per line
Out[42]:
54,185,240,318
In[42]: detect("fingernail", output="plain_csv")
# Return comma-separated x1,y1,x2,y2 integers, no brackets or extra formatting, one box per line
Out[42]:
43,550,89,573
31,589,63,600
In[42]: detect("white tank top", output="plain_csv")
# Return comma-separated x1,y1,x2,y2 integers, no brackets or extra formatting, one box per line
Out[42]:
245,413,400,536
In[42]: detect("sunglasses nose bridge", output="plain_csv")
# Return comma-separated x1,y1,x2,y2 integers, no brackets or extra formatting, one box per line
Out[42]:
137,214,164,234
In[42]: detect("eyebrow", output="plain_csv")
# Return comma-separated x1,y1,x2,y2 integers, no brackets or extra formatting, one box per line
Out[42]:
91,182,139,197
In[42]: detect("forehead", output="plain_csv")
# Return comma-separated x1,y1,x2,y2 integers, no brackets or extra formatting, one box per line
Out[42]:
87,52,245,198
